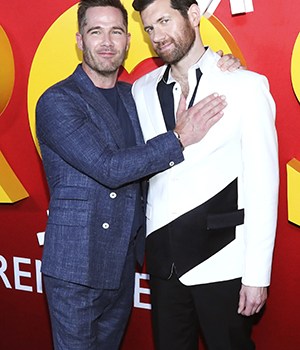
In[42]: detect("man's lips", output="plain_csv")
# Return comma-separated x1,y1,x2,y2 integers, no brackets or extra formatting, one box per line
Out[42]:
156,41,173,53
98,51,116,57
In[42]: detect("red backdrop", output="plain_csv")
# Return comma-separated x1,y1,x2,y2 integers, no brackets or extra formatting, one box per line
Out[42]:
0,1,300,349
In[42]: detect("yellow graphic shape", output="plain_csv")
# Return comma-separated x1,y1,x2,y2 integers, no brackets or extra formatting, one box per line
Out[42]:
291,33,300,103
0,152,29,203
28,1,245,156
0,25,15,116
287,158,300,226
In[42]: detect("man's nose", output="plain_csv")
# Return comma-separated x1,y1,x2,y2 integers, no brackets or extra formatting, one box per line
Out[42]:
152,27,166,43
101,32,113,46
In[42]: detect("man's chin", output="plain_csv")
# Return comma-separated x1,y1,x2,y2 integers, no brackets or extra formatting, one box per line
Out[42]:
156,52,173,65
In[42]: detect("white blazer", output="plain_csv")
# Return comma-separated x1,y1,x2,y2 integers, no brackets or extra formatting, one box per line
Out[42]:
132,48,279,287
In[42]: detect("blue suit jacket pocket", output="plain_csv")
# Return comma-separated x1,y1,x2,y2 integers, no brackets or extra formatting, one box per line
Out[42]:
48,186,90,227
53,186,89,200
207,209,244,230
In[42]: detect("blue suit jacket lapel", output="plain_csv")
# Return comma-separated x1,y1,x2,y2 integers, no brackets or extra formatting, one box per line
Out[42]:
72,65,127,148
117,83,145,146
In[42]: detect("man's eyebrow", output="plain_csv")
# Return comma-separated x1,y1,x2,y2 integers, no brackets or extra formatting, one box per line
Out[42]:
144,16,168,30
111,26,126,33
86,26,102,34
86,25,126,34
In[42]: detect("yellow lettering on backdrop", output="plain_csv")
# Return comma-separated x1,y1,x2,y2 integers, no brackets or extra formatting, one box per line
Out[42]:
286,33,300,226
291,33,300,103
0,152,29,203
0,27,28,203
288,35,300,225
287,159,300,226
0,25,14,116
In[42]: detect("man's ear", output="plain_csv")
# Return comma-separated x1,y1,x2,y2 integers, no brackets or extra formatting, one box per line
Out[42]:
76,32,83,51
126,33,131,52
187,4,201,27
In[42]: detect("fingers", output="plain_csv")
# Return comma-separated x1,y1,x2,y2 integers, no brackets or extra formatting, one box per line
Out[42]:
176,93,225,117
176,93,226,132
196,97,226,131
238,290,246,314
190,93,227,124
216,49,224,57
174,93,226,148
239,299,261,316
217,53,242,72
238,285,268,316
243,301,266,316
226,57,242,72
191,93,226,110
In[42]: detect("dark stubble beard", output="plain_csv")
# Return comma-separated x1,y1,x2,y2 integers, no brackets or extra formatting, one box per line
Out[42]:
82,43,126,77
155,20,196,65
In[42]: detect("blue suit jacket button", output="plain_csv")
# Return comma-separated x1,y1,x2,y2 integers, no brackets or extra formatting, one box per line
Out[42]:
102,223,110,229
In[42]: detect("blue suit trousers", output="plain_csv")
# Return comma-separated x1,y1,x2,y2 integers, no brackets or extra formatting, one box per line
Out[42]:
43,244,135,350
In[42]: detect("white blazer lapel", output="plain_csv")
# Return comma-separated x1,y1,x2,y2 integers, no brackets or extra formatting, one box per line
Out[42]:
133,66,169,142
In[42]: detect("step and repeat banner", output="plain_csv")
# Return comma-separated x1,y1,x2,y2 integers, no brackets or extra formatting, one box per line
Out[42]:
0,0,300,349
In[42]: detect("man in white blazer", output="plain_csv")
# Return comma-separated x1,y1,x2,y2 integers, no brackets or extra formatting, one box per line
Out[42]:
132,0,279,349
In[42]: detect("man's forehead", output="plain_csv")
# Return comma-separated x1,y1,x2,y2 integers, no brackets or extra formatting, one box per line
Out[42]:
141,1,179,24
84,6,125,27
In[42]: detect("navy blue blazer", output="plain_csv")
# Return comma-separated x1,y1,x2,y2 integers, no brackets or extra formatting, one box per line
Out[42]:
36,65,184,289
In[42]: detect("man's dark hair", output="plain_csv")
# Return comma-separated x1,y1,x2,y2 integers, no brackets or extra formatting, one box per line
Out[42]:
132,0,197,19
78,0,128,33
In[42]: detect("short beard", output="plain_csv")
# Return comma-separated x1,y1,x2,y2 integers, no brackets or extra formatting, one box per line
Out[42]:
82,46,124,77
156,21,196,65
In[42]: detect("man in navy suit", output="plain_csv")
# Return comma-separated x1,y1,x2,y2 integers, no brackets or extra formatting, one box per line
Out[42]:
35,0,239,348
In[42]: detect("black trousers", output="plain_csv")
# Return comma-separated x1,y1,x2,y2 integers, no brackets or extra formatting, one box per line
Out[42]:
149,275,255,350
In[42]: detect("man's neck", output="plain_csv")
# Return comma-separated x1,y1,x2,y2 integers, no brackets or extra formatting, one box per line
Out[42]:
170,44,205,98
82,62,118,89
